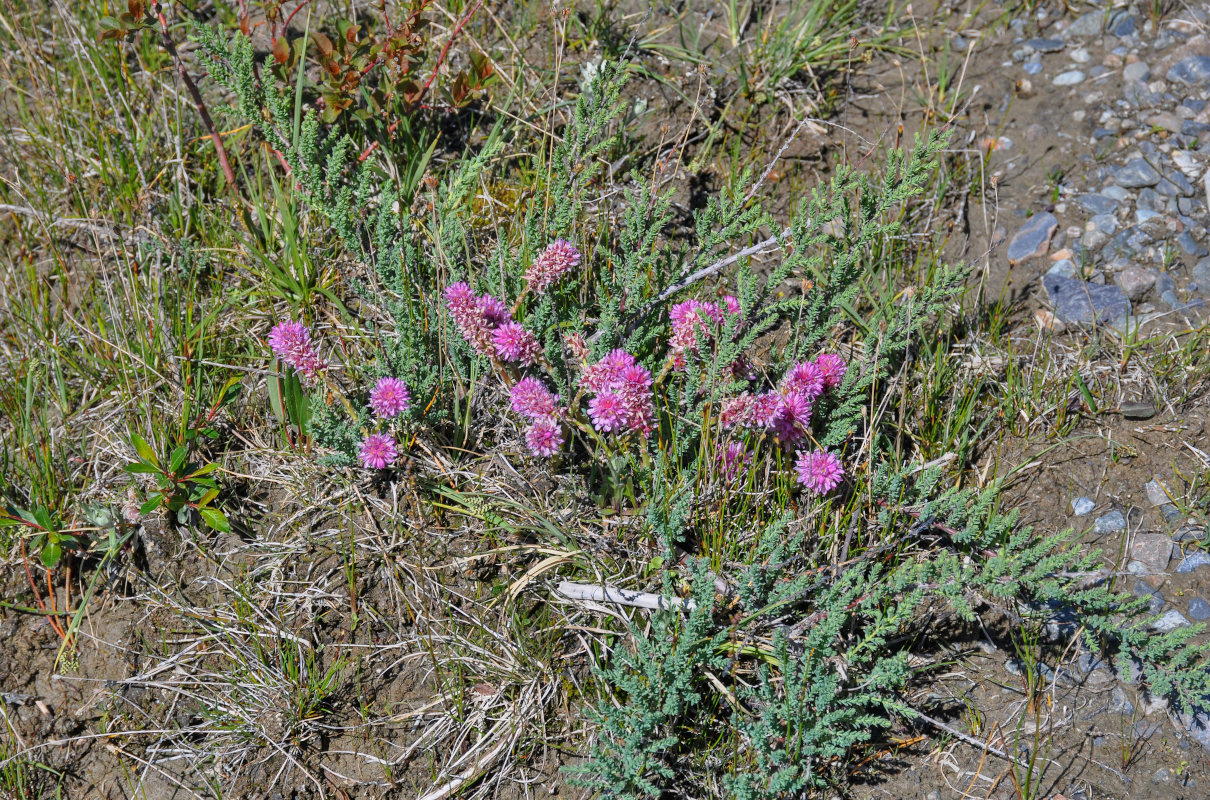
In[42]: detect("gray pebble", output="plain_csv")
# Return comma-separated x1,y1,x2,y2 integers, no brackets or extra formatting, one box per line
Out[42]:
1112,158,1162,188
1111,686,1136,715
1162,504,1184,527
1026,37,1066,52
1123,61,1151,83
1071,496,1095,516
1152,609,1190,632
1168,56,1210,87
1145,478,1171,506
1093,510,1127,534
1117,267,1156,300
1109,13,1137,38
1066,11,1104,37
1089,213,1118,234
1043,275,1131,325
1190,597,1210,621
1133,580,1165,614
1178,231,1208,257
1181,708,1210,752
1077,194,1119,215
1103,184,1129,201
1023,60,1043,75
1152,768,1172,784
1008,212,1058,262
1049,259,1078,279
1138,187,1164,211
1053,70,1086,86
1177,551,1210,573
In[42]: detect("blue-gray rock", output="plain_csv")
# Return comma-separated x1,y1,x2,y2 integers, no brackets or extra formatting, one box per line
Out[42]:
1103,185,1129,201
1026,37,1066,52
1136,208,1162,224
1053,70,1086,86
1089,213,1118,234
1077,194,1119,215
1112,158,1162,187
1043,275,1131,325
1153,768,1172,785
1093,128,1118,138
1182,709,1210,752
1183,120,1210,137
1156,271,1176,297
1071,496,1095,516
1049,259,1078,279
1168,56,1210,87
1158,170,1195,197
1008,212,1058,262
1092,509,1127,534
1103,227,1152,259
1133,580,1165,614
1076,652,1106,675
1123,61,1151,83
1177,551,1210,573
1108,13,1137,37
1138,187,1164,211
1194,259,1210,288
1178,232,1208,257
1111,686,1136,715
1066,11,1104,37
1162,290,1182,308
1162,504,1184,527
1190,597,1210,621
1152,609,1191,632
1023,60,1043,75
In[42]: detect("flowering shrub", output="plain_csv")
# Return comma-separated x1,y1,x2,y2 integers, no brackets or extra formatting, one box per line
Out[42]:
210,43,1210,800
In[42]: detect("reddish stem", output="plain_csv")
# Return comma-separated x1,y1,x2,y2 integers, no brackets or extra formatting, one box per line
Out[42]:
157,9,237,187
414,0,482,106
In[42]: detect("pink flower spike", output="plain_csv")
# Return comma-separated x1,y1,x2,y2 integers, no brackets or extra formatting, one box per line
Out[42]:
370,377,411,418
359,433,398,470
525,418,565,457
721,393,754,428
795,449,845,494
816,353,847,390
783,362,825,400
717,441,750,482
268,321,325,383
588,391,626,433
510,378,560,420
525,239,581,295
581,349,637,393
493,322,542,365
477,294,512,327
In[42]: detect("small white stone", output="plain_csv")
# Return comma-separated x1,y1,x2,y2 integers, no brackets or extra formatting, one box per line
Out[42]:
1054,70,1086,86
1070,47,1091,63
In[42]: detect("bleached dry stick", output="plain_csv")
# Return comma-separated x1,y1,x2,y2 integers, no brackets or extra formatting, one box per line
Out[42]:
555,580,695,612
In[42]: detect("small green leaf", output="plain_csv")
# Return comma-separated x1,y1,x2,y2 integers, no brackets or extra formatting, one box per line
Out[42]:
200,507,231,533
131,434,159,467
139,498,161,515
169,446,188,475
188,462,220,477
123,462,160,474
40,541,61,568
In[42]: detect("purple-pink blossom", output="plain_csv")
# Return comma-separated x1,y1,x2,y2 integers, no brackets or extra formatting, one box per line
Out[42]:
717,441,751,482
525,417,565,457
581,350,655,437
524,239,581,295
444,282,513,357
510,377,560,421
721,393,754,428
816,353,847,390
492,322,542,365
268,321,326,383
783,362,825,400
588,391,626,432
668,297,743,370
359,433,398,469
795,449,844,494
370,377,411,419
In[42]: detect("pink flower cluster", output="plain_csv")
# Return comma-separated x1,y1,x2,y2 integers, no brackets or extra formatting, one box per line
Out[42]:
721,354,846,445
582,349,655,437
669,296,741,370
445,283,541,365
510,378,565,457
795,449,844,494
524,239,581,295
268,321,326,384
370,377,410,418
359,433,398,469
